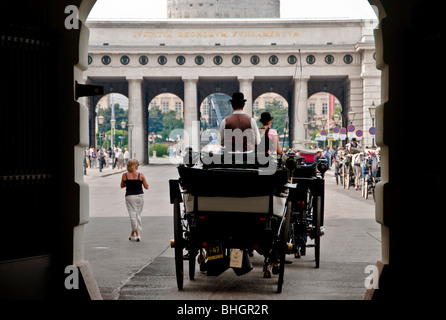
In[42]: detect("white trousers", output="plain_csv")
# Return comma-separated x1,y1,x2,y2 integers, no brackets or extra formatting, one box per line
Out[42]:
125,194,144,232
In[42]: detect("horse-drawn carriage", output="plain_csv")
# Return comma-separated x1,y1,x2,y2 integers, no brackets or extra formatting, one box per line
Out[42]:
169,148,327,293
334,146,381,200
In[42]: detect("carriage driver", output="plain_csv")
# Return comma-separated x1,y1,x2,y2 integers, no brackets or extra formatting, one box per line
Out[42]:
219,92,261,152
347,137,362,154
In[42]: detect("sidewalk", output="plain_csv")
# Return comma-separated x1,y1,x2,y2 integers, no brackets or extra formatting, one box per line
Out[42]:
84,156,181,178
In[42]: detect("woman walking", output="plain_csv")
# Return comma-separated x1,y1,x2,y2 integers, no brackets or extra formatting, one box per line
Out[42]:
120,159,149,241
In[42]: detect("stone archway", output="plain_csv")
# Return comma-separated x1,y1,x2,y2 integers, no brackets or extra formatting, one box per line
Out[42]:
77,0,446,302
308,77,349,128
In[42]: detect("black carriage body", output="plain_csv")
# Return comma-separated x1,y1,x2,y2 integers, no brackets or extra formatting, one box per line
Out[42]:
187,211,280,254
177,165,288,253
169,154,325,291
284,162,325,267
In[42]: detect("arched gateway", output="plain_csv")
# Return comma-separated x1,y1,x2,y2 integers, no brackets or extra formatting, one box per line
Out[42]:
84,18,380,164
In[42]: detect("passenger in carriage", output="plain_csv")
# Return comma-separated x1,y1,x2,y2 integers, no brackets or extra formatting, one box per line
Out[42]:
218,91,261,152
258,111,283,156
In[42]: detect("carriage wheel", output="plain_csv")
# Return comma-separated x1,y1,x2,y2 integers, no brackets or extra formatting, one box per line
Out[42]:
277,201,291,293
173,197,184,290
314,196,322,269
347,169,351,190
343,167,350,189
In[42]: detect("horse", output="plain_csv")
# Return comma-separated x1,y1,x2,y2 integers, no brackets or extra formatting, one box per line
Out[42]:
361,148,381,199
351,152,363,190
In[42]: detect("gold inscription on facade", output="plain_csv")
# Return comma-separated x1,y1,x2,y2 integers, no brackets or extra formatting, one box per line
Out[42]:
133,30,299,38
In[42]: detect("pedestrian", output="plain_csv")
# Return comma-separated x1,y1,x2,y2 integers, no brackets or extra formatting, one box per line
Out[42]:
123,148,130,166
323,147,331,167
99,147,106,171
85,148,91,168
120,159,149,241
117,149,124,169
113,147,119,169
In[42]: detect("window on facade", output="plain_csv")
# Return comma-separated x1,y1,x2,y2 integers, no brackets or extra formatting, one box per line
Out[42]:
322,103,328,115
309,103,315,114
175,102,182,119
253,101,259,112
162,102,169,113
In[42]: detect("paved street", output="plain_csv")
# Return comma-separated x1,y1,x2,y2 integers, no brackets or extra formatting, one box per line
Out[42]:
83,159,381,301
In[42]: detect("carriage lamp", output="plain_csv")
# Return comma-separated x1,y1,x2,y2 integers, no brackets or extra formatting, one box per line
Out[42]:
285,155,298,172
317,159,329,176
98,115,104,125
184,146,197,167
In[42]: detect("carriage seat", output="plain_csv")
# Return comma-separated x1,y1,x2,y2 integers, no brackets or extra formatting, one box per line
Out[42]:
177,165,288,217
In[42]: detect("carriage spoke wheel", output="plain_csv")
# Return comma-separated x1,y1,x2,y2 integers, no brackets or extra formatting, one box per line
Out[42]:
347,168,351,190
277,202,291,293
314,196,322,269
173,198,184,290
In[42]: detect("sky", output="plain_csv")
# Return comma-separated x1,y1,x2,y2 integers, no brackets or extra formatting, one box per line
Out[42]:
87,0,378,20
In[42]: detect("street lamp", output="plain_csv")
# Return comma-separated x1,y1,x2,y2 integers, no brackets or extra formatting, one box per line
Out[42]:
98,115,104,147
97,115,105,172
369,101,376,147
348,110,356,142
110,118,116,148
120,120,126,148
303,122,309,139
128,123,134,159
333,113,340,125
348,110,355,124
321,116,327,148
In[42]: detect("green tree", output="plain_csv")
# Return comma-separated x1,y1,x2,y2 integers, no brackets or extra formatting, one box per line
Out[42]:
97,103,128,147
148,106,163,135
160,110,184,140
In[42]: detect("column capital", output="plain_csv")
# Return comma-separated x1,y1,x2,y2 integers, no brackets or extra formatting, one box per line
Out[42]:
238,77,254,83
293,75,310,82
126,76,144,82
182,77,199,83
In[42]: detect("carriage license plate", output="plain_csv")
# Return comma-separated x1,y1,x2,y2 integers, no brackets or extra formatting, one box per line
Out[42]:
207,242,224,260
230,249,243,268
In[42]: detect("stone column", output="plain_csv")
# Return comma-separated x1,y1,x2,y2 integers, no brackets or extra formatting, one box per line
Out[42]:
239,78,254,117
183,78,200,151
127,77,144,162
292,77,309,149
